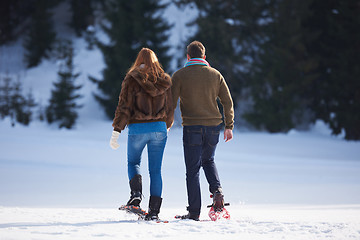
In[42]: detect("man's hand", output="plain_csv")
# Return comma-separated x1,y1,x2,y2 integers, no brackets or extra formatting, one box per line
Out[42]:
224,129,233,142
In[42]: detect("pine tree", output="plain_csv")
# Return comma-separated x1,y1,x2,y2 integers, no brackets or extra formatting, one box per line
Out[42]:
0,0,36,45
69,0,95,36
0,75,36,126
0,75,13,118
243,0,319,132
37,99,46,122
178,0,360,139
11,79,27,126
46,42,82,129
304,0,360,140
0,0,20,45
175,0,276,124
22,89,37,125
176,0,244,102
23,0,57,68
89,0,172,119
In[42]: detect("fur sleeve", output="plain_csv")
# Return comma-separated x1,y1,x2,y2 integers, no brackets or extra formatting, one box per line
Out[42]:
112,77,134,132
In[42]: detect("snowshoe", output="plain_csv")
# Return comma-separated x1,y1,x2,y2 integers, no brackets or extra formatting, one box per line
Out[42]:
119,205,146,219
174,212,200,221
207,192,231,221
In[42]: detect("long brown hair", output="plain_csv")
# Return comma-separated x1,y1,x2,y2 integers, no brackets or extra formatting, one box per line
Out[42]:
128,48,165,82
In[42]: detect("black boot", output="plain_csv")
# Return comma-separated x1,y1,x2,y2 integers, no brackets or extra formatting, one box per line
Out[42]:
126,174,142,207
212,188,224,212
145,196,162,221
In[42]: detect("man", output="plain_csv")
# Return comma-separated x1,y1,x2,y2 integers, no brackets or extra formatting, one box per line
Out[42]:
171,41,234,221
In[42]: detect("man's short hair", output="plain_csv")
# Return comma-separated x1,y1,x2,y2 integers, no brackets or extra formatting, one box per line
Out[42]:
187,41,205,58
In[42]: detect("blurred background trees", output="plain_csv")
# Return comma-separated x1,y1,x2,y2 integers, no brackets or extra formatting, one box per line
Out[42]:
0,0,359,140
46,40,82,129
176,0,360,140
89,0,172,119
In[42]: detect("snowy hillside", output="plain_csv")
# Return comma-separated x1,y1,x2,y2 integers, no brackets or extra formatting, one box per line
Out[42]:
1,2,360,240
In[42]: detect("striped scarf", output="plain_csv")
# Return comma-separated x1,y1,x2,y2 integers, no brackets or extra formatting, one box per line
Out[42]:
184,58,210,67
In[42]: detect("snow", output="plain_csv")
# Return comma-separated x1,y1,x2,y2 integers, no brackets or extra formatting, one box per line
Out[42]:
1,120,360,239
1,2,360,240
1,205,360,240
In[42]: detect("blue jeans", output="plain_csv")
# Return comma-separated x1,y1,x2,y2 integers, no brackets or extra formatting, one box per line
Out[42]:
183,125,222,215
127,122,167,197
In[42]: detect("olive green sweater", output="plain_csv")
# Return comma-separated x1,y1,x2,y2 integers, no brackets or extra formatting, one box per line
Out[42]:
171,65,234,129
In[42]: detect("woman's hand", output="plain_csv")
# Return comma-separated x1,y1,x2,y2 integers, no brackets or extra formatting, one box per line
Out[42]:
110,131,120,150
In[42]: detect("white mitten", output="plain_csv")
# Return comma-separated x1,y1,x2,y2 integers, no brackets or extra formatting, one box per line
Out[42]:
110,131,120,150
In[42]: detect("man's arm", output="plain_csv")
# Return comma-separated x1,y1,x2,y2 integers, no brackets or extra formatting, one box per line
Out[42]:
218,76,234,131
171,73,181,110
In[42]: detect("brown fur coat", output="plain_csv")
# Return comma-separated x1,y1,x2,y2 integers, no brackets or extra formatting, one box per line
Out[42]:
112,68,174,132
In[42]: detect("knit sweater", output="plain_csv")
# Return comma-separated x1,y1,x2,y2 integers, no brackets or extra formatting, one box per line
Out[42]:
171,65,234,129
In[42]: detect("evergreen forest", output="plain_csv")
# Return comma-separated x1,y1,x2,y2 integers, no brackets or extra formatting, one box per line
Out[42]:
0,0,359,140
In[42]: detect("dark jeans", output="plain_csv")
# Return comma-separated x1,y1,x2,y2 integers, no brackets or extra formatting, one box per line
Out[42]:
183,125,222,215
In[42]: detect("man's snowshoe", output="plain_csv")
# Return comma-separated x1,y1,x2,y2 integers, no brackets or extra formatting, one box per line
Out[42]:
174,212,200,221
207,191,230,221
212,189,225,211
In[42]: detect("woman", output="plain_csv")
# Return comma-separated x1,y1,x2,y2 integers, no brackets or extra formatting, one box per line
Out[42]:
109,48,174,220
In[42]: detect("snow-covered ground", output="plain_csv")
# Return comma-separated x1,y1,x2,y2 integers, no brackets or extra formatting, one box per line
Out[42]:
1,119,360,206
1,205,360,240
1,1,360,239
1,119,360,239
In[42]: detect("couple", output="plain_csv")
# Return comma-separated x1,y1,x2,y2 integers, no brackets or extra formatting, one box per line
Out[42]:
110,41,234,221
